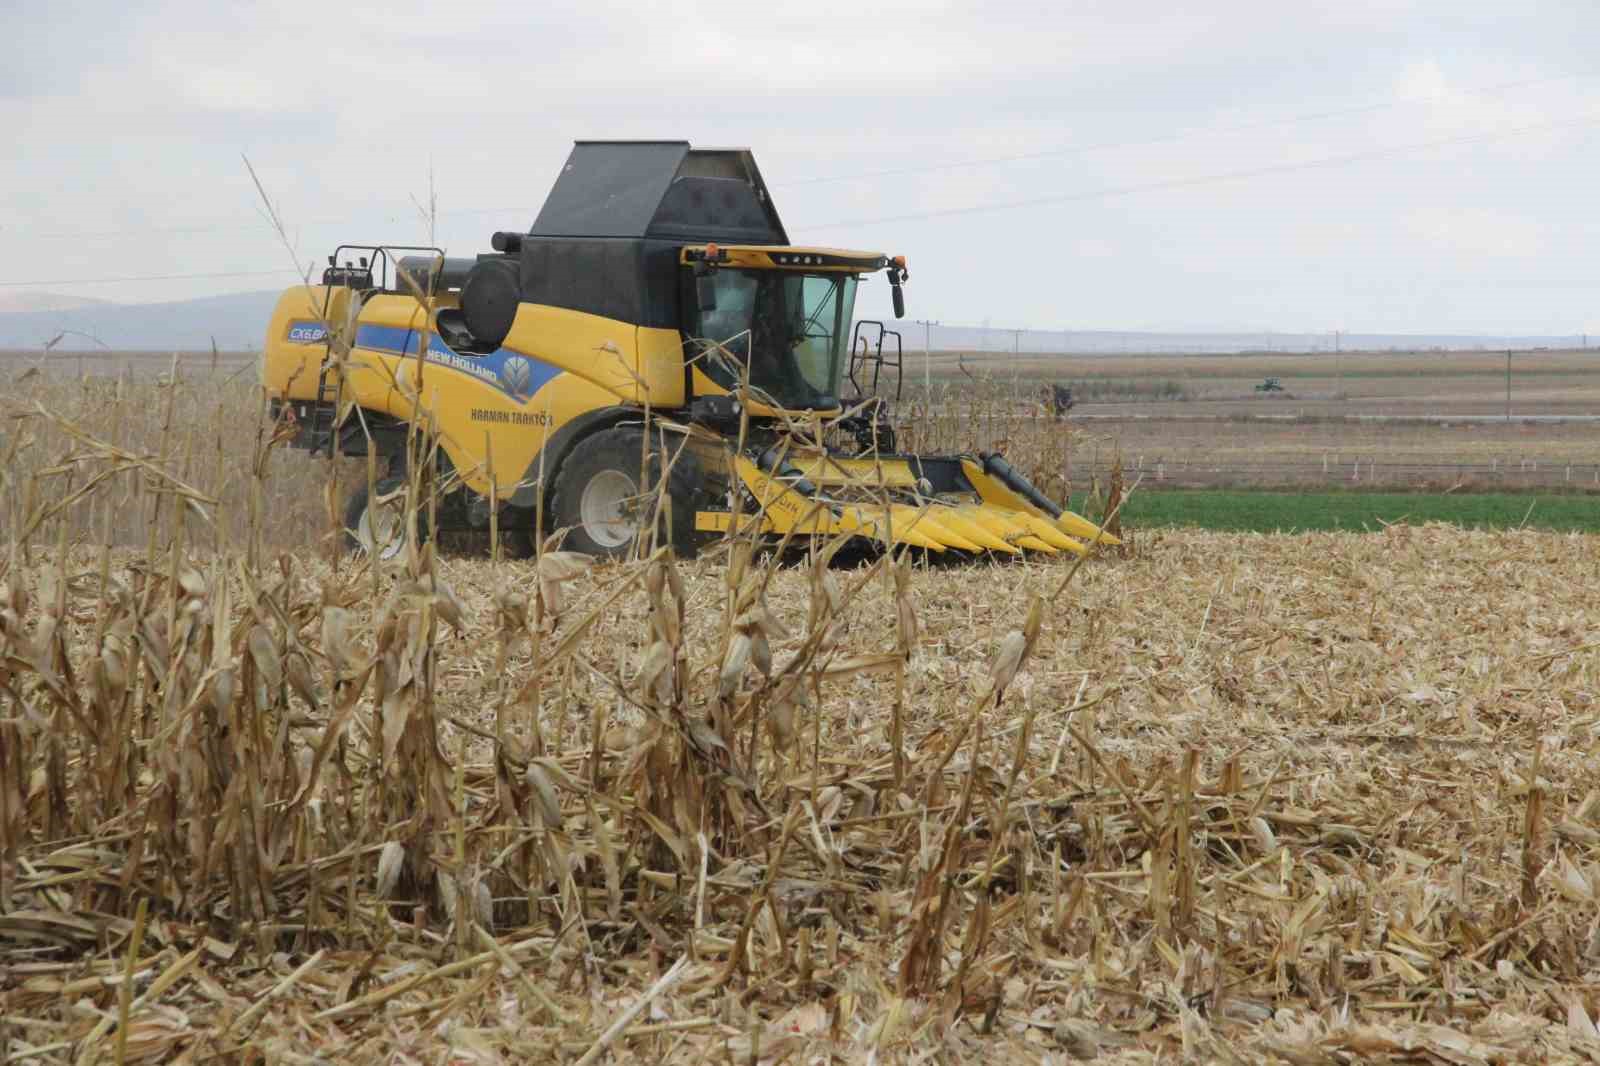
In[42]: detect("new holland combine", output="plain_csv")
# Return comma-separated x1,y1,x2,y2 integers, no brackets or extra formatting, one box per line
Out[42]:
260,140,1116,559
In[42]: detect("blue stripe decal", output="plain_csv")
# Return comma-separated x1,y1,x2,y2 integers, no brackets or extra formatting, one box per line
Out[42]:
354,324,563,405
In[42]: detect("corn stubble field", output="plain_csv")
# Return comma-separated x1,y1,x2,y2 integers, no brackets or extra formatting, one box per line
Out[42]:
3,370,1600,1065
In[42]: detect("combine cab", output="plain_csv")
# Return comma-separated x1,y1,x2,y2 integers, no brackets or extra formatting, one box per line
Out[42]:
260,140,1117,559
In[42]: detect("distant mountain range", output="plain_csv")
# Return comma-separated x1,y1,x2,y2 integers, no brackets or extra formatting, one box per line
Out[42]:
0,290,280,351
913,324,1596,355
0,289,1591,355
0,291,116,314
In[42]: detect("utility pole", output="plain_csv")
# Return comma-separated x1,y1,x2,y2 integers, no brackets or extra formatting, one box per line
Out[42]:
1505,349,1512,422
1011,329,1023,356
914,319,937,393
1335,329,1344,400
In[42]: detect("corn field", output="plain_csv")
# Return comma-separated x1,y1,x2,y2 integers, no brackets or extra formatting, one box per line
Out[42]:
3,369,1600,1064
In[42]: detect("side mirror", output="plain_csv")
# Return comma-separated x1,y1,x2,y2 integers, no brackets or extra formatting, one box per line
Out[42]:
696,271,718,312
886,257,909,319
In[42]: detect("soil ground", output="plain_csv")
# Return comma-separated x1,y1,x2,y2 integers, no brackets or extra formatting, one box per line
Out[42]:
915,347,1600,490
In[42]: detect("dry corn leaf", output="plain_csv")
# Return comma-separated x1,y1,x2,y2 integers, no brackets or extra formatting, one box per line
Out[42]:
525,762,563,829
720,632,753,697
376,841,405,898
246,624,281,689
537,551,593,583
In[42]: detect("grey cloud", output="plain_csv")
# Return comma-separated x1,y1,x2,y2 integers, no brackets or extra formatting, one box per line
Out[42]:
4,0,1600,333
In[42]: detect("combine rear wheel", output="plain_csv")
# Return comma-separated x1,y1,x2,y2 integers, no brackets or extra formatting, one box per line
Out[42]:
343,477,429,560
548,427,704,559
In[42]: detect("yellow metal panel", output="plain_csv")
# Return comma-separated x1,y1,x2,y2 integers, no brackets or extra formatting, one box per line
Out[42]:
957,504,1035,545
261,286,339,401
498,304,642,400
695,511,773,534
889,506,980,552
263,291,700,499
888,526,945,551
929,509,1019,554
328,302,645,499
960,458,1039,515
731,458,947,551
961,501,1074,554
795,456,923,488
732,456,835,535
863,508,945,551
690,364,729,398
959,458,1119,548
637,326,688,408
1008,512,1089,555
1057,510,1120,547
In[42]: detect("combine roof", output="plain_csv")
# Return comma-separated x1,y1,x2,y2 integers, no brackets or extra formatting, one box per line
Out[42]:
531,141,789,245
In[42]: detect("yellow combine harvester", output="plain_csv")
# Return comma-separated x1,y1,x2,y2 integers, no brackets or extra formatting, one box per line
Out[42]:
260,140,1116,559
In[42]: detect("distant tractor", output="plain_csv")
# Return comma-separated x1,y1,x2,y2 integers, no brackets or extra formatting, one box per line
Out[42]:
1255,377,1284,393
1046,383,1075,419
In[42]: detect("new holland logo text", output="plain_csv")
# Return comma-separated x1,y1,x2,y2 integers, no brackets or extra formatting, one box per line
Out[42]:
286,321,328,344
424,347,501,387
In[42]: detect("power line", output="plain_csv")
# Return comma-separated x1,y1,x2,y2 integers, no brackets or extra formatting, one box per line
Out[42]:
8,68,1595,244
775,68,1599,188
803,111,1600,231
5,203,538,242
0,268,297,289
6,111,1598,291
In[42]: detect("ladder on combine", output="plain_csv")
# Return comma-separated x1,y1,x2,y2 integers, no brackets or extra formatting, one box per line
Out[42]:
839,321,906,455
849,321,904,402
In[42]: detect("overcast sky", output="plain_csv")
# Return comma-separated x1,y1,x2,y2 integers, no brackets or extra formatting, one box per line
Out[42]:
5,1,1600,334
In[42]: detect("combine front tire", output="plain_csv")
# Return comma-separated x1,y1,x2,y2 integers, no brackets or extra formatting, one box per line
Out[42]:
548,427,703,559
